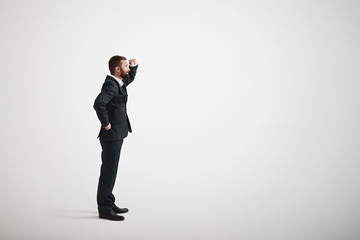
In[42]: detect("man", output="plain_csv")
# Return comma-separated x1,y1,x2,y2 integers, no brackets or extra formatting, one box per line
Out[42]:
93,55,138,221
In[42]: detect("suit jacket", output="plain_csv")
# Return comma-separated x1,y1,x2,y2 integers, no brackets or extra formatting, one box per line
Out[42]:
94,65,138,141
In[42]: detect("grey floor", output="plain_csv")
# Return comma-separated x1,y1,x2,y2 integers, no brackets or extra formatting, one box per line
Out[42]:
1,134,360,240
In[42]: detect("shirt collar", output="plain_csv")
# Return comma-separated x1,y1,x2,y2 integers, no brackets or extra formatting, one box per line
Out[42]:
108,74,124,87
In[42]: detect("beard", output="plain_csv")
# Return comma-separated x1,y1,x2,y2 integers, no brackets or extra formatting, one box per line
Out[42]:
120,72,129,79
120,73,129,79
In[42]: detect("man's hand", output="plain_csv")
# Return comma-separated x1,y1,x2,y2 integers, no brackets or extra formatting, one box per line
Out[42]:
105,123,111,130
129,59,137,67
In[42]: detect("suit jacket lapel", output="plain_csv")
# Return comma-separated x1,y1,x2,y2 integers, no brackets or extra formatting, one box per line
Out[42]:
119,84,127,96
106,75,127,96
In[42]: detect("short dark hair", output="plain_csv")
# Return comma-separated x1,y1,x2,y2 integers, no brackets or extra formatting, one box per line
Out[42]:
108,55,127,75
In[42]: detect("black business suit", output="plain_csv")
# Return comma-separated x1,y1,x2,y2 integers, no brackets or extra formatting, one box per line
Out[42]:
93,65,138,213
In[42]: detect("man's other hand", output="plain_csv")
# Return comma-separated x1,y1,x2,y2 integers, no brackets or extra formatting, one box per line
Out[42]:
105,123,111,130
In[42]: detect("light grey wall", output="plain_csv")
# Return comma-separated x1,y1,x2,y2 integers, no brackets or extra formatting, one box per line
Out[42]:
1,0,359,239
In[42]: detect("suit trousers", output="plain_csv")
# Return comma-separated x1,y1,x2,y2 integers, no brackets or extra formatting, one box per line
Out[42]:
97,138,124,213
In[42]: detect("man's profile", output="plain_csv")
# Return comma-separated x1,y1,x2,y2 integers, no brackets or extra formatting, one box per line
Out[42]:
93,55,138,221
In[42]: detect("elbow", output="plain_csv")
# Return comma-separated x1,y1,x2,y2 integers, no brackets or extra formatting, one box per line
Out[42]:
93,99,101,111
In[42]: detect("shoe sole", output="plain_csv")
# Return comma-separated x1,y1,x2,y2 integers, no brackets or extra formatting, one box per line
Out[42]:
99,215,125,221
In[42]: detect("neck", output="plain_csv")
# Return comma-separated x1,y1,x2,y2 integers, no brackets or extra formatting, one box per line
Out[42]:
113,73,122,80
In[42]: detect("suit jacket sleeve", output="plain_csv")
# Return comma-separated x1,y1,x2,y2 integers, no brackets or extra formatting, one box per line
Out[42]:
93,82,116,127
122,65,138,86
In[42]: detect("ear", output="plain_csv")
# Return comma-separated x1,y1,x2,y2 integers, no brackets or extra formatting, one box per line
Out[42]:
115,66,121,73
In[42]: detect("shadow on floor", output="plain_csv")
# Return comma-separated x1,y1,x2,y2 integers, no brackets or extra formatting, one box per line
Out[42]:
49,207,99,219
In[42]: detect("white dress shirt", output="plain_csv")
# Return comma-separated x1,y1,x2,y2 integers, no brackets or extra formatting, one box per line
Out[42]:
108,74,124,87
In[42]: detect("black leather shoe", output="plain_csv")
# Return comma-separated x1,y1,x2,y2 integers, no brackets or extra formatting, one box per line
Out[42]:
99,210,125,221
112,204,129,214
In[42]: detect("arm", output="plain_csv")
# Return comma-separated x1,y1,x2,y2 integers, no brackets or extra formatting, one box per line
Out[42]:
93,82,116,128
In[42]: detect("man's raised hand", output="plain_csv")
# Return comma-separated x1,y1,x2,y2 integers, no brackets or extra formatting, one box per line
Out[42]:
129,59,137,67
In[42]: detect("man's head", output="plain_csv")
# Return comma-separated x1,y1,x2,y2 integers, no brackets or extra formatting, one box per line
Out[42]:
109,55,130,79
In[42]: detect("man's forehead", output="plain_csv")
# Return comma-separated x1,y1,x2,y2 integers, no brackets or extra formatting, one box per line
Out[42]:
120,60,128,65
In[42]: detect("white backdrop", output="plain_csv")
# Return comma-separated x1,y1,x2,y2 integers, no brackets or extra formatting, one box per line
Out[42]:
1,0,360,239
